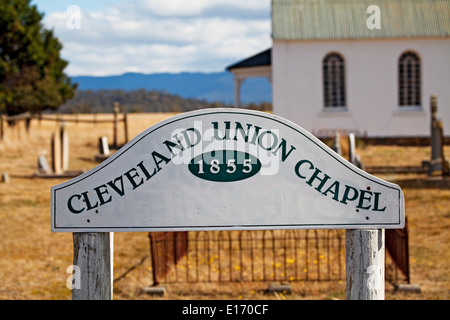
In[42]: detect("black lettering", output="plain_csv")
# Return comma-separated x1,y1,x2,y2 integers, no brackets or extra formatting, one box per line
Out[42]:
233,122,252,142
124,168,144,190
93,184,112,206
137,160,157,180
182,127,201,147
340,185,359,204
213,121,231,140
152,151,171,171
295,159,314,179
306,168,331,192
357,190,373,210
81,191,98,211
163,134,185,156
107,176,125,196
258,130,278,150
67,194,84,214
272,138,296,162
373,192,387,212
322,180,341,201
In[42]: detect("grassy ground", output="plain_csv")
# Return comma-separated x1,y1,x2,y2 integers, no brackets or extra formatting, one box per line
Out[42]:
0,112,448,300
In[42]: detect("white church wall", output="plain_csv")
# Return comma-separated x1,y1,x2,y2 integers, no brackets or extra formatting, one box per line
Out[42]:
273,38,450,138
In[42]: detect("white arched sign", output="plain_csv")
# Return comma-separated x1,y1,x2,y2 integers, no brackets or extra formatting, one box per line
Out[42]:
51,108,404,232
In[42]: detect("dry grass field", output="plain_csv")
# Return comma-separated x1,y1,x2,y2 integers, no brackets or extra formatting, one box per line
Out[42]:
0,112,448,300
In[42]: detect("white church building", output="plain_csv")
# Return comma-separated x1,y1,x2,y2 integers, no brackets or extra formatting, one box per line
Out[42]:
227,0,450,140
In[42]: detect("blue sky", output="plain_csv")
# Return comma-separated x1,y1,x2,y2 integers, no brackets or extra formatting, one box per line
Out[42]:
31,0,272,76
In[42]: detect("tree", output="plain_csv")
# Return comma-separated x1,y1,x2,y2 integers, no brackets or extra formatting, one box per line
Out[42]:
0,0,76,115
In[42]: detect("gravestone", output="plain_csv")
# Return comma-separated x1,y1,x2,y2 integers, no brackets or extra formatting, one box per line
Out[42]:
38,155,51,174
332,131,342,155
95,136,110,161
51,131,62,174
348,133,364,169
423,95,449,176
1,172,10,183
35,126,84,178
61,124,69,171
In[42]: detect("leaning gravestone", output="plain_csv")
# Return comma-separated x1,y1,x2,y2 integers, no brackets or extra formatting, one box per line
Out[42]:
332,131,342,156
95,136,110,162
37,155,51,174
348,133,364,169
51,108,404,300
35,126,83,178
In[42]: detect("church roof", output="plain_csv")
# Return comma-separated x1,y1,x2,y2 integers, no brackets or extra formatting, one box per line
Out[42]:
226,49,271,71
272,0,450,40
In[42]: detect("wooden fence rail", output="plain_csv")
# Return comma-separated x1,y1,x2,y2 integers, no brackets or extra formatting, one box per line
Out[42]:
0,111,129,147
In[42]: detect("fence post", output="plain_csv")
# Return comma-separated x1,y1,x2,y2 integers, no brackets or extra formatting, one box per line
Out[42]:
123,112,129,144
0,115,4,141
345,229,385,300
72,232,113,300
113,102,120,148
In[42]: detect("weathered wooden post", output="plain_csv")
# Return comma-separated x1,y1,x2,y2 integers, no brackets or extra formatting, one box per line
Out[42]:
123,112,129,144
113,102,120,148
0,115,4,141
60,123,69,172
346,229,385,300
72,233,113,300
51,131,62,174
332,131,342,155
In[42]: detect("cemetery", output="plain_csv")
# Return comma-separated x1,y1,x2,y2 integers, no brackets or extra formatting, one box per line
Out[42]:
0,106,448,300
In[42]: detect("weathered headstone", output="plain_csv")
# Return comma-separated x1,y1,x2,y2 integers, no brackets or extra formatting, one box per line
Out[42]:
52,131,62,174
35,126,83,178
348,132,364,169
38,155,51,174
423,95,449,176
95,136,110,161
1,172,10,183
61,124,69,171
332,131,342,155
99,136,110,155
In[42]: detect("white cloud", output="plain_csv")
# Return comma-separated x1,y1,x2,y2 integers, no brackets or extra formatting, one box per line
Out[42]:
43,0,271,76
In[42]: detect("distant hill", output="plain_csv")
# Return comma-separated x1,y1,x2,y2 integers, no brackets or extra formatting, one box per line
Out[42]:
70,71,272,105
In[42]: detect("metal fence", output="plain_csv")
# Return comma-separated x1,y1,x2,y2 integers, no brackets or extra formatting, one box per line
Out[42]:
149,228,409,286
149,229,346,285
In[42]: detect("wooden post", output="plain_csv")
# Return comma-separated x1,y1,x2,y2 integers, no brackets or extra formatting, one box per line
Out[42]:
348,132,355,164
0,115,4,141
346,229,385,300
234,77,242,108
113,102,120,148
51,131,62,174
123,112,129,144
60,123,69,172
72,232,113,300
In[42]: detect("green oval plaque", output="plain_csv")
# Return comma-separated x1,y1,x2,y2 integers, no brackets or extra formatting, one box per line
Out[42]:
188,150,261,182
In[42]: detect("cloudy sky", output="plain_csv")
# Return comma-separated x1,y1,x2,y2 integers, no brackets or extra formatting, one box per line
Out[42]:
31,0,272,76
